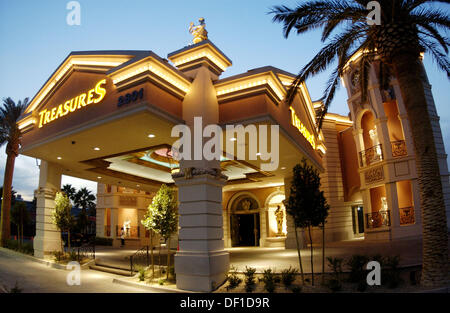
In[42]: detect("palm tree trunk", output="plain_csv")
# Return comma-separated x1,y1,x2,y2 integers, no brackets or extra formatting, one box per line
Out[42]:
392,54,449,287
321,224,325,285
0,149,17,246
150,230,154,279
294,226,305,284
308,225,314,285
166,238,171,280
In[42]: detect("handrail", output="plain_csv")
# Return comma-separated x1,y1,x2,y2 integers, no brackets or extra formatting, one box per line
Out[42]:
129,245,149,276
365,210,391,229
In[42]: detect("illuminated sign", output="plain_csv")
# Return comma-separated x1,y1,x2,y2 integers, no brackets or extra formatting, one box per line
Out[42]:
38,79,107,128
289,106,316,149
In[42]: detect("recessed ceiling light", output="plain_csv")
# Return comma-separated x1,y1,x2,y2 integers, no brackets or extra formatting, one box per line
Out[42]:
281,167,286,170
256,152,261,156
94,147,100,151
148,134,155,138
57,157,62,160
230,137,237,141
136,184,140,187
97,176,102,179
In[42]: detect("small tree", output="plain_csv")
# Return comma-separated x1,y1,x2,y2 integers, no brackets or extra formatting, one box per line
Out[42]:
52,192,74,252
11,201,29,247
141,184,178,280
285,159,329,286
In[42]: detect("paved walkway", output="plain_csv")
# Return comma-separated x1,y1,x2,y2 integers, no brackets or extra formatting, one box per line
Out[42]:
0,248,154,293
95,237,449,273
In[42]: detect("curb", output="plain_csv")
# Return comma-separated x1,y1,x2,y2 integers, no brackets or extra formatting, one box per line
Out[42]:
112,277,194,293
0,247,92,271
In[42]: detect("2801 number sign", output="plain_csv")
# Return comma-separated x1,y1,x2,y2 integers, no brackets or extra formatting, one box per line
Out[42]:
117,88,144,107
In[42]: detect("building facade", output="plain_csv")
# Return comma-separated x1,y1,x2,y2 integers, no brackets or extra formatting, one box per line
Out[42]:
17,27,449,291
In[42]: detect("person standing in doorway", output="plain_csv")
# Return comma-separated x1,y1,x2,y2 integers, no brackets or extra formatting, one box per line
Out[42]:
120,227,125,247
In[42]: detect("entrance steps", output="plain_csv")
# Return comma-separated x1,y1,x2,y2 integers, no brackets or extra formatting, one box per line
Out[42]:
89,260,134,277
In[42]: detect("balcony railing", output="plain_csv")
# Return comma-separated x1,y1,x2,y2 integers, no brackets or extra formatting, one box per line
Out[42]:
359,144,383,167
366,210,391,229
391,140,407,157
399,206,415,225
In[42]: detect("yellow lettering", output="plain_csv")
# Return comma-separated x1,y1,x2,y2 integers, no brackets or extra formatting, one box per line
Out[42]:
44,111,51,125
87,89,95,105
63,101,70,116
289,106,316,149
55,104,63,119
37,79,107,128
79,93,86,107
94,79,107,103
69,98,77,112
38,110,47,128
50,107,57,121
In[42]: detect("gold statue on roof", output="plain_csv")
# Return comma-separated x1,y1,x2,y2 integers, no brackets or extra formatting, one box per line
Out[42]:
189,17,208,44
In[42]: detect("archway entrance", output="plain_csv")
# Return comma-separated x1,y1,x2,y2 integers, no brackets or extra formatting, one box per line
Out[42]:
228,194,261,247
231,213,260,247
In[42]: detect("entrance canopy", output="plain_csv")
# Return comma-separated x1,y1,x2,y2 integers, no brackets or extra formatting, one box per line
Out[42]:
18,42,326,192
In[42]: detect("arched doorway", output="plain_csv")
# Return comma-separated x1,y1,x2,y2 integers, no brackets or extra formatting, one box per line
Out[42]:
229,194,260,247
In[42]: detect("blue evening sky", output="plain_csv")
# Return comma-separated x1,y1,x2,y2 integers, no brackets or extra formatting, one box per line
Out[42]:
0,0,449,200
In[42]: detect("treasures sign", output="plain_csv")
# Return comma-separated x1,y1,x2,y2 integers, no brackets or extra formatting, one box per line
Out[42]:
289,106,316,149
38,79,107,128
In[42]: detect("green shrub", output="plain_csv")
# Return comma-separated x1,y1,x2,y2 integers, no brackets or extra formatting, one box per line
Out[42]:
346,254,368,283
20,242,34,255
356,280,367,292
226,266,242,291
244,266,257,293
138,267,146,281
9,282,22,293
327,257,343,281
281,267,297,289
94,237,113,246
384,255,401,288
327,278,342,292
52,250,65,262
5,239,19,251
259,269,277,293
68,250,78,261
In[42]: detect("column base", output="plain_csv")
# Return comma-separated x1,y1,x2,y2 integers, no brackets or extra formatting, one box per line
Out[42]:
175,250,229,292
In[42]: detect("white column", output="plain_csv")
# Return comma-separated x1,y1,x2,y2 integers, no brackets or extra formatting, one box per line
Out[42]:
96,208,105,237
173,171,229,292
33,161,62,259
111,208,118,238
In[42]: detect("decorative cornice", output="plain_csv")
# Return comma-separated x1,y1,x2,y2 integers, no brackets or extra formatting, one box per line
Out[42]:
172,167,228,180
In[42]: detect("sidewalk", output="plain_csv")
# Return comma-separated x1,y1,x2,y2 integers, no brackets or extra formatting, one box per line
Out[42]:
0,247,154,293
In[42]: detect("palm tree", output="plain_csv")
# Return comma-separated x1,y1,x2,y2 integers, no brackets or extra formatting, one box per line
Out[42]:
73,187,96,234
61,184,76,201
271,0,449,287
0,98,28,246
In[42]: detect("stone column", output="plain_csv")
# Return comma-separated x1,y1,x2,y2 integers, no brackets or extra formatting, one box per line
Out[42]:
33,160,62,259
173,169,228,291
96,208,105,237
171,64,229,292
111,208,118,238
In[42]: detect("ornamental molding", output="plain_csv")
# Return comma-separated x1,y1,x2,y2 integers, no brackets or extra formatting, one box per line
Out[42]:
172,167,228,181
364,166,384,184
